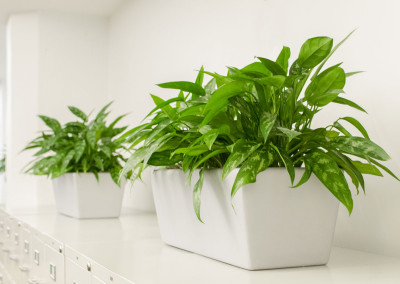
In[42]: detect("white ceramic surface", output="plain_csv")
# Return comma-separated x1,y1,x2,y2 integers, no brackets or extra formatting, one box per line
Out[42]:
151,168,340,270
52,173,125,219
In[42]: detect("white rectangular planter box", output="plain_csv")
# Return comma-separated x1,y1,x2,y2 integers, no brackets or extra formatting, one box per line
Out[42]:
52,173,125,219
151,168,339,270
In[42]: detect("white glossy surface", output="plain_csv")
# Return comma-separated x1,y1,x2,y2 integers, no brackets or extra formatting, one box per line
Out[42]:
2,206,400,283
152,168,339,270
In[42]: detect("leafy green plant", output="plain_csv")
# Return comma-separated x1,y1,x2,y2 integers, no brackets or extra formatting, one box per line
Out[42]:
23,103,129,185
0,156,5,173
121,32,399,221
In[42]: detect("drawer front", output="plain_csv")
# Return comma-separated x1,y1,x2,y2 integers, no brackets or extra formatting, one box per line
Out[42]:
92,262,133,284
45,245,64,284
29,233,46,283
65,258,91,284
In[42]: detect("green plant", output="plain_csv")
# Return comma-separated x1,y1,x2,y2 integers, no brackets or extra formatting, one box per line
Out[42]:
121,32,399,221
23,103,129,185
0,156,5,173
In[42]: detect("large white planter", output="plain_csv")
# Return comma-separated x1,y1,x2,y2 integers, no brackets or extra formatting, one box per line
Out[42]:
151,168,339,270
52,173,125,219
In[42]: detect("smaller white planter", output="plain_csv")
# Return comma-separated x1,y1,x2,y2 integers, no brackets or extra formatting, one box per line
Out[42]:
52,173,125,219
152,168,339,270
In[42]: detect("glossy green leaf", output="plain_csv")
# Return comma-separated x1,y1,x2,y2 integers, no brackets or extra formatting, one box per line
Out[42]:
231,148,274,198
202,81,246,126
291,161,312,188
333,97,367,113
193,167,205,223
276,46,291,74
298,37,333,68
257,57,286,75
241,62,271,77
256,75,286,88
340,116,370,139
352,160,382,176
370,159,400,181
260,112,277,142
334,136,390,161
306,150,353,214
305,65,346,106
157,81,205,97
74,140,86,162
222,140,261,179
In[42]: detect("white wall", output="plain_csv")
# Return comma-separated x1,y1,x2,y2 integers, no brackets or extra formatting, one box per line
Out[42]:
6,12,109,207
108,0,400,257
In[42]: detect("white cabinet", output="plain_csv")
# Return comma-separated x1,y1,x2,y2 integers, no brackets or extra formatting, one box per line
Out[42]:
28,228,47,284
65,259,90,284
43,235,64,284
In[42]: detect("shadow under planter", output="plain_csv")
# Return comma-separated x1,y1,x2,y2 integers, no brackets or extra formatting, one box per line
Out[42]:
151,168,339,270
52,173,125,219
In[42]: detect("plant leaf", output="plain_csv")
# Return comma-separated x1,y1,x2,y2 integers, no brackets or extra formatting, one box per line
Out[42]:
339,116,370,139
298,36,333,68
222,140,261,179
231,148,274,198
277,127,301,142
276,46,291,74
260,112,277,142
68,106,87,122
38,115,62,134
257,57,286,76
352,160,382,176
306,149,353,214
334,136,390,161
193,167,205,223
333,97,367,113
157,81,205,97
291,161,312,188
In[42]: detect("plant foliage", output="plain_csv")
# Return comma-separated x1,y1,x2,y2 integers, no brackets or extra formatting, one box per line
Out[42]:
121,32,399,221
23,103,129,185
0,156,5,173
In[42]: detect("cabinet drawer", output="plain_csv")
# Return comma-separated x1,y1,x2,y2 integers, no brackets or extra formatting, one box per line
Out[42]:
45,245,64,284
65,258,91,284
92,262,133,284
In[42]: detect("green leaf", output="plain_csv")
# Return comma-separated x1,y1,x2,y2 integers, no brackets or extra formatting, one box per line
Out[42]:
352,160,382,177
333,97,367,113
110,166,122,185
202,81,246,126
298,36,333,68
241,62,271,77
231,148,274,198
94,156,104,171
257,57,286,76
312,30,356,80
74,140,86,162
270,144,295,185
193,167,205,223
346,71,364,77
68,106,87,122
157,81,205,97
333,121,351,137
61,150,75,173
148,95,181,119
222,140,261,179
174,145,210,156
204,78,217,96
305,65,346,107
339,116,370,139
291,161,312,188
256,75,286,88
306,149,353,214
195,66,204,86
38,115,62,133
260,112,277,142
334,136,390,161
276,46,291,74
370,159,400,181
277,127,301,142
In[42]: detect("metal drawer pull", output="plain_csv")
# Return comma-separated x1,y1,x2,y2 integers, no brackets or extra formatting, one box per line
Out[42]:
34,249,40,265
14,233,19,245
19,265,29,272
49,263,56,280
9,254,18,261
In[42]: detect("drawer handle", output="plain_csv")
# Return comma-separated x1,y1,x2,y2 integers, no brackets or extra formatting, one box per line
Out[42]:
34,249,40,265
14,233,19,245
49,262,56,281
2,248,10,252
24,240,30,254
19,265,29,272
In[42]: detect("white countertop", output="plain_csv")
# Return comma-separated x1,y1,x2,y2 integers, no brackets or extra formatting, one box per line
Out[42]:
6,206,400,284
